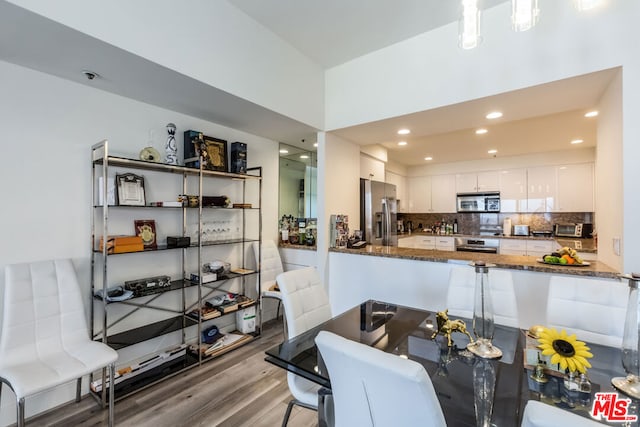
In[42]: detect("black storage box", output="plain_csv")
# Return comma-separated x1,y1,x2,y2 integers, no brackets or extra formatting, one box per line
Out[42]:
183,130,202,168
230,142,247,174
167,236,191,248
124,275,172,297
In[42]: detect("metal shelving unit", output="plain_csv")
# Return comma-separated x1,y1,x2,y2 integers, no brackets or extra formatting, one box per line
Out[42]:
90,139,262,401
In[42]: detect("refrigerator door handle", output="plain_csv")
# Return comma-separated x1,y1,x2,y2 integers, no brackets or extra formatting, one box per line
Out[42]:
382,198,390,246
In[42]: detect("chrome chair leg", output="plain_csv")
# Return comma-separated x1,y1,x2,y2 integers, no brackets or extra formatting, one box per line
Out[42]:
282,399,316,427
17,397,25,427
108,363,115,427
76,377,82,402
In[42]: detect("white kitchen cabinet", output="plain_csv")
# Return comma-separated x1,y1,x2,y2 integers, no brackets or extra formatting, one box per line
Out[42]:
527,166,556,213
414,235,436,250
526,240,554,257
407,176,432,213
430,174,457,213
498,168,527,213
435,236,455,251
360,154,385,181
398,236,416,248
386,171,408,213
456,171,499,193
499,239,528,255
556,163,594,212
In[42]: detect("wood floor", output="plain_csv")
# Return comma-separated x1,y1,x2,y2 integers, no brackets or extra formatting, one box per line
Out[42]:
27,319,318,427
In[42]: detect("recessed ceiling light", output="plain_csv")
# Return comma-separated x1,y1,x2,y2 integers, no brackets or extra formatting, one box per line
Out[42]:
475,128,488,135
424,156,433,161
398,141,408,146
486,111,503,119
279,149,288,154
397,129,411,135
571,139,584,144
300,154,309,159
488,149,498,154
313,142,318,147
584,110,599,118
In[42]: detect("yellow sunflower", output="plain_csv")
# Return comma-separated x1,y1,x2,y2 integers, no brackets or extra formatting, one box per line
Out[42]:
538,327,593,374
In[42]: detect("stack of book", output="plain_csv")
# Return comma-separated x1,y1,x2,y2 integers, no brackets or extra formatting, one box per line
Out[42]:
187,306,222,321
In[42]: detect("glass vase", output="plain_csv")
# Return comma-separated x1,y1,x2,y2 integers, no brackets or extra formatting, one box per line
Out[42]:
467,261,502,359
612,273,640,399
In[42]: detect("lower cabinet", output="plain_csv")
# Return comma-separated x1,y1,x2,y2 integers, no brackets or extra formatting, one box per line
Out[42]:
435,236,455,251
414,236,435,250
526,240,554,258
499,239,528,256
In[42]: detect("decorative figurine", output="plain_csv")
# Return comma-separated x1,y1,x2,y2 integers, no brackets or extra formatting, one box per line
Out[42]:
165,123,178,165
436,309,474,347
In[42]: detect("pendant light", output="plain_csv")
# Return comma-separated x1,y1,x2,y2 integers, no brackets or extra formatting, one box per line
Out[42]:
459,0,482,49
573,0,604,11
512,0,539,32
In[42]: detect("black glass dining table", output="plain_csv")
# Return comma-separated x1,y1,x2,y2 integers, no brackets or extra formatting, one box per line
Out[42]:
264,300,640,426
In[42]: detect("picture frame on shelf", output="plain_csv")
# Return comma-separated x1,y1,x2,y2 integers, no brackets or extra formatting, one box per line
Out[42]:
116,173,146,206
134,219,157,249
202,136,228,172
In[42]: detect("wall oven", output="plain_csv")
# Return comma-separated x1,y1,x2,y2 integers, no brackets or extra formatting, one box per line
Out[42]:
456,192,501,213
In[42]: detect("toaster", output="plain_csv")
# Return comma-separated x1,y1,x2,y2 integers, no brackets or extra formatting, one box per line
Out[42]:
513,225,530,236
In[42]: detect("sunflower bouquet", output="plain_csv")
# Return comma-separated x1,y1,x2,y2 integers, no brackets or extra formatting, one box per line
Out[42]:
537,327,593,374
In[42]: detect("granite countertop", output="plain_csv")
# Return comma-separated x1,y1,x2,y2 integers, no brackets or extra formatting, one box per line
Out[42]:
329,245,618,279
279,242,317,251
398,232,597,253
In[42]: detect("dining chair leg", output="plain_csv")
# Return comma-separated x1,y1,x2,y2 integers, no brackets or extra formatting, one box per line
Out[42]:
76,377,82,402
16,397,25,427
282,399,316,427
108,363,115,427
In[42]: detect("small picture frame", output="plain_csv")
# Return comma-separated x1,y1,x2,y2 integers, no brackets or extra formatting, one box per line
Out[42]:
134,219,157,249
201,136,228,172
116,173,146,206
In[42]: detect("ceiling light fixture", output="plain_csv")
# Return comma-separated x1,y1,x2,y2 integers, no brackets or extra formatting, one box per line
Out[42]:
300,154,309,159
425,156,433,161
571,139,584,144
459,0,482,49
573,0,604,11
488,149,498,154
475,128,488,135
585,110,599,118
279,149,289,154
397,129,411,135
512,0,539,32
398,141,408,146
486,111,503,119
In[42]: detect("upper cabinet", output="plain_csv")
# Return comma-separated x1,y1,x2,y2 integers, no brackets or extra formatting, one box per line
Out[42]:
455,171,499,193
555,163,594,212
386,171,408,213
360,154,385,181
498,168,527,213
407,176,432,213
431,174,457,213
527,166,557,213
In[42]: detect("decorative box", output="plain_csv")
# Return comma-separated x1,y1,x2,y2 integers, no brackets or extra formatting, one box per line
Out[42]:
183,130,202,168
99,235,144,254
230,142,247,174
236,306,256,333
167,236,190,248
190,272,217,284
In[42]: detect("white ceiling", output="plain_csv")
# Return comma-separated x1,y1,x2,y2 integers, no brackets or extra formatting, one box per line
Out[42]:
0,0,617,167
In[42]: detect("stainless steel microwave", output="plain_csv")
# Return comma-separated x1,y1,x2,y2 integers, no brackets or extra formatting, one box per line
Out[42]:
456,192,500,213
554,223,593,238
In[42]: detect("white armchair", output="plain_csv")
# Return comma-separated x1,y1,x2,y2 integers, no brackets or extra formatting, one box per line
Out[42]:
276,267,332,426
315,330,447,427
521,400,602,426
0,259,118,426
253,240,284,322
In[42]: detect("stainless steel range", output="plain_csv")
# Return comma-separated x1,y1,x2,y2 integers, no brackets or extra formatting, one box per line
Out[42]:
454,237,500,253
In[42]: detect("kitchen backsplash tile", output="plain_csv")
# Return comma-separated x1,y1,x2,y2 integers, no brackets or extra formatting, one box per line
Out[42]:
398,212,594,236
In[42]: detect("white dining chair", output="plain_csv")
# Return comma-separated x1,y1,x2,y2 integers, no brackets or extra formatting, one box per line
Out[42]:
546,275,627,348
0,259,118,427
252,240,284,318
276,267,332,426
446,265,520,328
315,330,447,427
521,400,602,427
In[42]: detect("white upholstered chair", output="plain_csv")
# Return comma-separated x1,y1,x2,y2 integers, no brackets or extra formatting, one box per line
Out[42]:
521,400,602,427
315,330,447,427
276,267,332,426
252,240,284,318
546,275,627,348
0,259,118,427
446,265,520,328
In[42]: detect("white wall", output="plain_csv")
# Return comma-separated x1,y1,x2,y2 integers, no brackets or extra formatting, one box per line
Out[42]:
6,0,325,129
325,0,640,273
596,71,623,271
0,59,279,425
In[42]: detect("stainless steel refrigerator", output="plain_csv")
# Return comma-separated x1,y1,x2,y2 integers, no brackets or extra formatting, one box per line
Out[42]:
360,179,398,246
